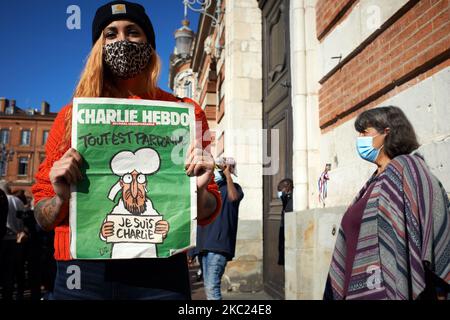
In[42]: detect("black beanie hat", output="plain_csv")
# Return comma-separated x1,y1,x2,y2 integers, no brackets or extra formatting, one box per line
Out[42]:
92,1,156,50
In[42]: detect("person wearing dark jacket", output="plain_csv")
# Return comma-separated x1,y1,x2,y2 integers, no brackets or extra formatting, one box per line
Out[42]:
194,157,244,300
0,188,8,242
0,181,26,300
277,178,293,266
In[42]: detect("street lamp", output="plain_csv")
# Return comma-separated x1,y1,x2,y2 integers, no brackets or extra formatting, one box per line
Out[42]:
175,19,194,58
182,0,222,26
183,0,223,58
0,143,15,176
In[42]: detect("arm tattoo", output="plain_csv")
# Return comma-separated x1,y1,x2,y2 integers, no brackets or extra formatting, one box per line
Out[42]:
34,197,61,231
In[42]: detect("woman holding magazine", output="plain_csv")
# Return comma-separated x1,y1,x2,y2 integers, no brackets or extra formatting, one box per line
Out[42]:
32,1,221,300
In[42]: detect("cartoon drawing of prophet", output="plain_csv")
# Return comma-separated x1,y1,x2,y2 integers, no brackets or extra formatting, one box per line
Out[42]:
99,147,169,258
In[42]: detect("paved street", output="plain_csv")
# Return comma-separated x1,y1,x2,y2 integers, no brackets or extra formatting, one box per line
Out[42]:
189,264,273,300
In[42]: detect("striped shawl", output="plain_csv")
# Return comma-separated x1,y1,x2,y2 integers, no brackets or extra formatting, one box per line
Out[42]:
325,153,450,299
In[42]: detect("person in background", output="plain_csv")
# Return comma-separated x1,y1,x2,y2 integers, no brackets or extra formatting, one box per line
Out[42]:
35,193,56,300
0,188,8,244
0,181,27,300
14,190,42,300
324,106,449,300
193,157,244,300
13,190,27,207
187,247,203,281
277,178,293,266
12,189,32,300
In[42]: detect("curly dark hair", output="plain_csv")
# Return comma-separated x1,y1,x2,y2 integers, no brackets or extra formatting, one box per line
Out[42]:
354,106,420,159
277,178,293,192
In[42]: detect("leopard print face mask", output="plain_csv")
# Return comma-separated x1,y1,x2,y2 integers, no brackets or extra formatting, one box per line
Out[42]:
103,40,152,79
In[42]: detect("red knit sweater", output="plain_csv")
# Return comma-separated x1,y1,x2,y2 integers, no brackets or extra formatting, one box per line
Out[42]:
32,89,221,261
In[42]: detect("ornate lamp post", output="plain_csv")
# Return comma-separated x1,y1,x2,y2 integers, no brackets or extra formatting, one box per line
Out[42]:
175,19,195,59
182,0,223,58
182,0,222,26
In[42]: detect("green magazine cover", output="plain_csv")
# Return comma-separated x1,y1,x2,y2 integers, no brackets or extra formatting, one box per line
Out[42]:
69,97,197,259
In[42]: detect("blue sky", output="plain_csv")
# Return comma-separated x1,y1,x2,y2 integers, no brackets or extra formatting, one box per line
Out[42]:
0,0,199,113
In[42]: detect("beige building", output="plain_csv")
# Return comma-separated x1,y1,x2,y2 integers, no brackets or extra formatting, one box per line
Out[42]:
169,0,450,299
170,0,265,294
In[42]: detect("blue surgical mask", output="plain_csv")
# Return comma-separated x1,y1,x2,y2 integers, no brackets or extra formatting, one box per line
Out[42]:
214,170,224,184
356,135,383,163
277,191,283,199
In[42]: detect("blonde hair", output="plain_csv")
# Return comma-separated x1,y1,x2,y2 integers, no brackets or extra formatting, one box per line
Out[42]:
61,34,161,149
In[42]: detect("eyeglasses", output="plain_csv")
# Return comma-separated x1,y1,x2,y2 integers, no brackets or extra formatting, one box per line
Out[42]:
121,173,146,184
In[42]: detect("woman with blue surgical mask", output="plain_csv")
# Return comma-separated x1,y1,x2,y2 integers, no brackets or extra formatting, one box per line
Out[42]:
356,127,389,166
324,106,450,300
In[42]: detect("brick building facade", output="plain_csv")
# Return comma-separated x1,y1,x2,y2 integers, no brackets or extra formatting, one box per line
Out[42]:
0,97,56,199
317,0,449,131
